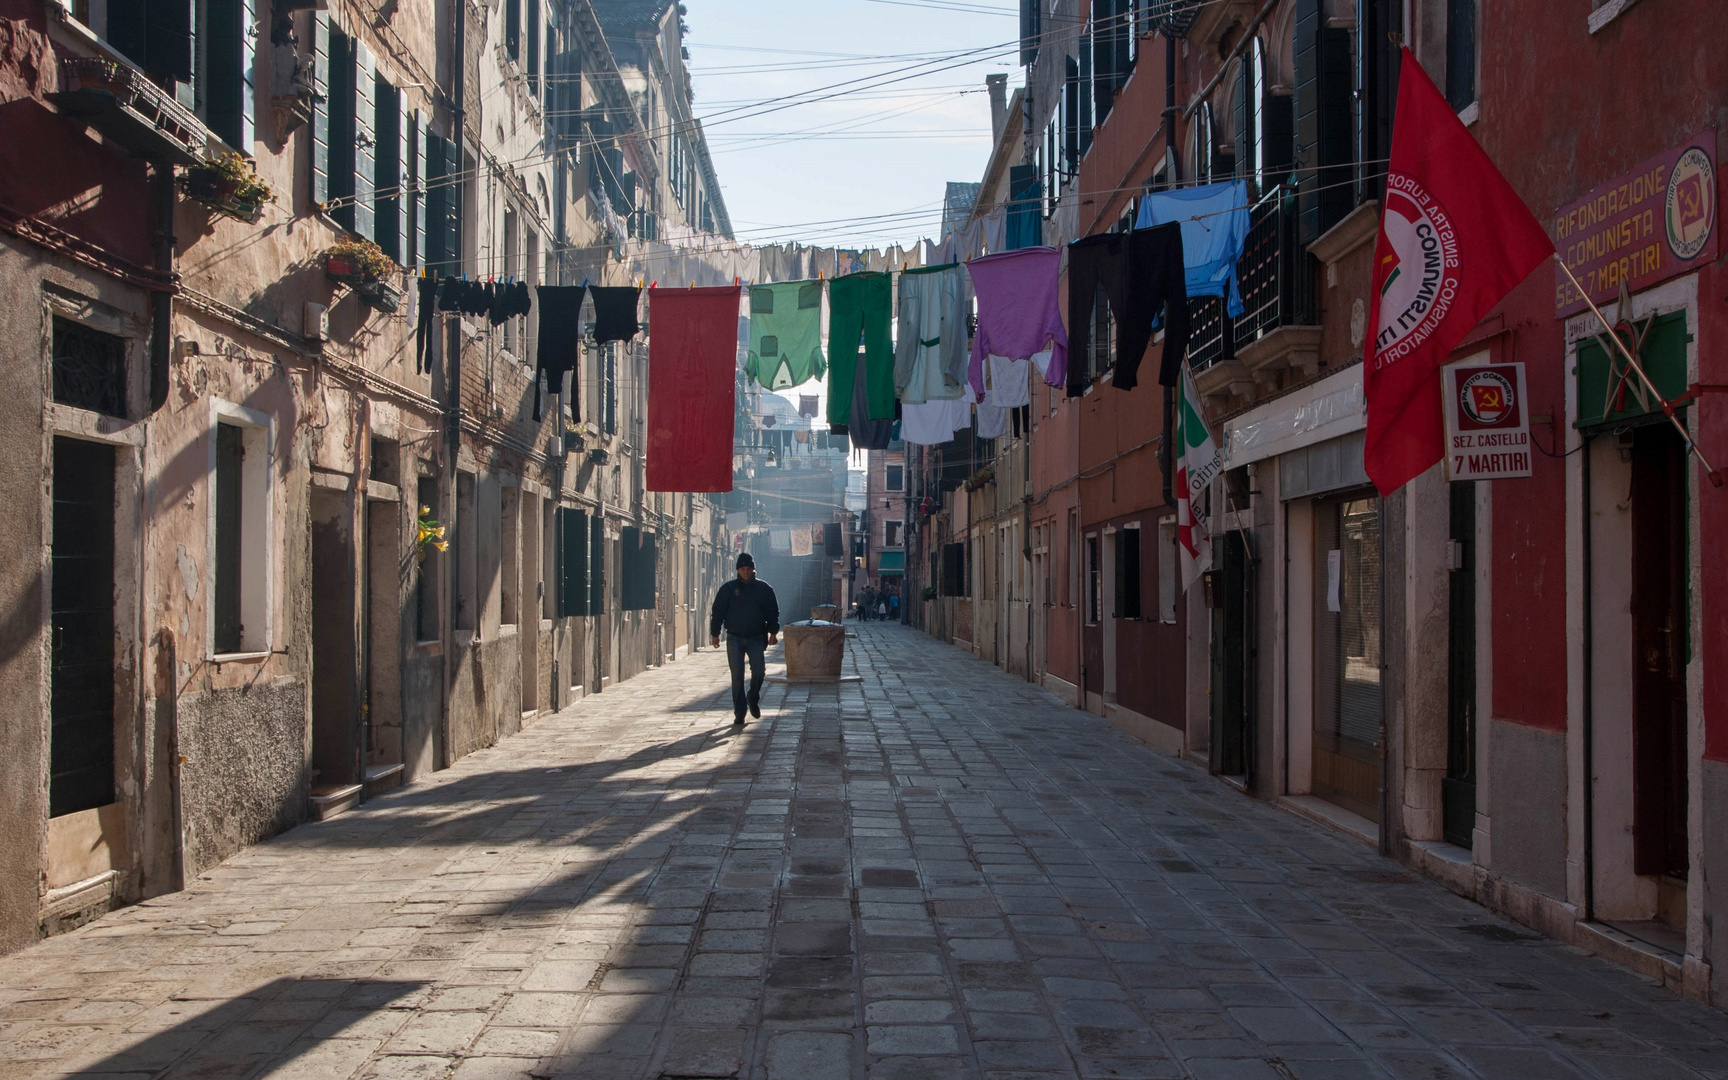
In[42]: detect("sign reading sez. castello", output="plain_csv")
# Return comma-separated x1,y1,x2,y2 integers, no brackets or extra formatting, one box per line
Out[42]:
1553,130,1717,317
1443,362,1531,482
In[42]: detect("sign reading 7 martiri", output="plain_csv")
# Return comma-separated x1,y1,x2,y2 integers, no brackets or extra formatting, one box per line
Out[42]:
1553,130,1717,317
1443,362,1531,481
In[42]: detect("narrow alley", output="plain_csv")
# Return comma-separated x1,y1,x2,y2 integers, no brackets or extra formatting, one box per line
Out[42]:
2,624,1723,1080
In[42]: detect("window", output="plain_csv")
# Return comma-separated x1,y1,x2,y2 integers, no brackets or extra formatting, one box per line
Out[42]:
526,0,541,94
500,485,520,627
1295,3,1354,241
454,472,476,632
885,520,904,548
1019,0,1040,66
941,542,967,596
210,405,272,656
1067,508,1079,607
1091,0,1132,124
1087,285,1115,382
503,207,521,354
375,74,406,262
417,477,442,641
52,317,127,418
94,0,193,85
558,507,590,617
885,464,904,491
602,343,618,435
1158,519,1178,623
589,515,606,615
1446,0,1478,112
542,501,558,619
1114,526,1141,620
50,436,117,818
422,127,462,273
1085,533,1101,624
198,0,259,150
325,27,377,238
505,0,521,61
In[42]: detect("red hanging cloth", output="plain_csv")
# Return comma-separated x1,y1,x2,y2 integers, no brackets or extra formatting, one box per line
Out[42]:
646,285,741,493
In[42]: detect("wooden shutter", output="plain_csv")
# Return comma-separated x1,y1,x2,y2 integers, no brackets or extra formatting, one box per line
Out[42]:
589,516,605,615
506,0,521,61
1233,55,1252,185
526,0,540,95
443,137,462,269
397,92,412,264
144,0,195,83
310,13,330,207
373,77,399,260
620,526,640,609
1295,0,1353,242
1019,0,1040,67
240,0,256,147
412,110,427,269
352,39,376,240
559,507,588,616
204,0,242,147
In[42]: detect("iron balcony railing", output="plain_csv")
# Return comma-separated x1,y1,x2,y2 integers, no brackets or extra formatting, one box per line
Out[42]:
1188,184,1320,373
53,57,210,165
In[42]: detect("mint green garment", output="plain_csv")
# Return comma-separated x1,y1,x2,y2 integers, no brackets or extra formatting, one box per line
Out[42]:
747,281,826,390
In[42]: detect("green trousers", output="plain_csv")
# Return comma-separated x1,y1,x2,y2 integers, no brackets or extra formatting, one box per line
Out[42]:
826,271,894,425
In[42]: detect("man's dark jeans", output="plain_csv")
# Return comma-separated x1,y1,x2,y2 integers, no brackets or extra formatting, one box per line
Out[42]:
726,632,767,721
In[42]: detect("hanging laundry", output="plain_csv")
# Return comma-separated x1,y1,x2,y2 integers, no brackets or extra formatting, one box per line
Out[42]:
415,275,440,372
645,285,740,493
1135,179,1251,317
975,400,1010,439
986,354,1032,408
746,280,826,390
826,271,894,426
770,528,792,554
845,339,896,451
437,275,464,312
894,263,968,405
1066,223,1191,394
1006,164,1042,250
981,207,1007,255
966,245,1068,394
791,527,813,557
798,395,819,418
900,397,971,446
534,284,586,423
590,285,642,344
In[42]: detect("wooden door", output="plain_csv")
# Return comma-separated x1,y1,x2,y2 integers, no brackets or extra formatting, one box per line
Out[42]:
1630,425,1688,879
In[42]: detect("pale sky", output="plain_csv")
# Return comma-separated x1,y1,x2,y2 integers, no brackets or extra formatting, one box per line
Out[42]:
685,0,1021,253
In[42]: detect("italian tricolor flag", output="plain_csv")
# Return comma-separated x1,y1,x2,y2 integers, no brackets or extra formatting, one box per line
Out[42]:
1176,361,1222,589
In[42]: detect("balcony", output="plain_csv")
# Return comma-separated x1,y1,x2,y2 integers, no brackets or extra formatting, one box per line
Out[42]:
49,57,212,167
1189,184,1322,410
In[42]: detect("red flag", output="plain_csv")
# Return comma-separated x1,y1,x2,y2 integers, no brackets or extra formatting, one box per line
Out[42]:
1363,49,1553,495
646,286,741,493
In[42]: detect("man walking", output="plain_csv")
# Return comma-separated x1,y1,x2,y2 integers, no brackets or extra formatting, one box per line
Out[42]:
710,552,780,725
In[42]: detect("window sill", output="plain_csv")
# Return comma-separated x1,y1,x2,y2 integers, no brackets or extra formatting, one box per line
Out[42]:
1588,0,1642,33
211,651,271,663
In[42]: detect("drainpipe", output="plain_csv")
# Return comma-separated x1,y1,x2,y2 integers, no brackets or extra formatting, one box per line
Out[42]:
1378,492,1391,857
1159,31,1177,506
149,163,174,411
1581,434,1595,920
440,0,468,768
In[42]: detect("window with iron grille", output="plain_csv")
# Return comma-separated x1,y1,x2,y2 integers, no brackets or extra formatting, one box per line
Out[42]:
52,316,127,418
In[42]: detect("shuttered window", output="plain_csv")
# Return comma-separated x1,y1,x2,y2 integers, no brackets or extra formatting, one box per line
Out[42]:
526,0,541,95
1294,0,1353,242
1091,0,1131,125
1113,527,1141,620
423,131,462,273
327,27,355,226
620,528,657,611
558,507,589,617
505,0,521,61
941,542,967,597
412,110,427,269
309,12,330,207
109,0,194,84
203,0,256,150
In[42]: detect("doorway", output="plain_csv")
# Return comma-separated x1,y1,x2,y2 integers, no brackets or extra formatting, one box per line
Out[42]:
50,437,116,818
1312,492,1383,823
1629,425,1688,893
1444,481,1477,848
311,489,359,792
1209,530,1251,778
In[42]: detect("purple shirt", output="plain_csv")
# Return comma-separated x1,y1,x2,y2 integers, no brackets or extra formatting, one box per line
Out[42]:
966,246,1069,396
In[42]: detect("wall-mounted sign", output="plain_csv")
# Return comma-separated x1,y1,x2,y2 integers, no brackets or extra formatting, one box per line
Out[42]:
1443,362,1531,481
1553,130,1718,317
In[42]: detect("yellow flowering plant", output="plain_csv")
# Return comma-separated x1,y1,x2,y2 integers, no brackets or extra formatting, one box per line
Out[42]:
415,505,449,563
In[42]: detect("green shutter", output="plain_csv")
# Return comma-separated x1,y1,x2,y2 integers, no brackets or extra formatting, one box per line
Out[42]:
240,0,256,148
310,13,329,207
559,507,588,616
412,110,427,269
526,0,540,95
374,75,401,261
1295,0,1353,242
589,516,605,615
352,40,376,240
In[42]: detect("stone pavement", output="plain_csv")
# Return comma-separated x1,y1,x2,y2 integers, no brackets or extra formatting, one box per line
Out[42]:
3,625,1726,1080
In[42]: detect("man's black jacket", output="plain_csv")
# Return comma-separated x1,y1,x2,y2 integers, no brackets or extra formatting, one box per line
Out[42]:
710,576,781,638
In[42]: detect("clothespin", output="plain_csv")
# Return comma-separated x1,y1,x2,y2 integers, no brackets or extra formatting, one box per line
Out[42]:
581,278,589,288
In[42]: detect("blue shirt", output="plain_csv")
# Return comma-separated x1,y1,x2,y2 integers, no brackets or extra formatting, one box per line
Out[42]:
1135,180,1251,318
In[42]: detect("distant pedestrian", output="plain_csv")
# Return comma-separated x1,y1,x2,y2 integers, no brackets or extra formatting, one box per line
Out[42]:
710,552,779,726
877,598,887,619
889,592,899,620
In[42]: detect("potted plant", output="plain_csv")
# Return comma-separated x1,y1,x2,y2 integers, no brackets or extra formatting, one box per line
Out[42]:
963,466,996,493
921,585,937,602
325,237,402,312
183,151,274,223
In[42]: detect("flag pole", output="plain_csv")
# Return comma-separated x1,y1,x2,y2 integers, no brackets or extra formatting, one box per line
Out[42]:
1554,256,1723,487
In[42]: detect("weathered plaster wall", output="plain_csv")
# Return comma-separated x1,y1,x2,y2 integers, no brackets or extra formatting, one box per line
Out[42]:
177,679,309,875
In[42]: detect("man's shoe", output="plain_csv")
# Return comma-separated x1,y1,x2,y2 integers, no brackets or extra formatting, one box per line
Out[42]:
749,697,761,720
733,714,745,726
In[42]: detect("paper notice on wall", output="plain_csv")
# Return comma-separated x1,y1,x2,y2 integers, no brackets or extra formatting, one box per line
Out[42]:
1327,549,1343,613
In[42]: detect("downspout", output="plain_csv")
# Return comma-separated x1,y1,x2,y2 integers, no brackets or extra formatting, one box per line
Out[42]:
1581,434,1595,919
1159,31,1177,506
149,163,174,412
441,0,468,767
1378,493,1391,857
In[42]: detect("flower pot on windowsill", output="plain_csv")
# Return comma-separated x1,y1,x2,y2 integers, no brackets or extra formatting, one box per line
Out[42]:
184,168,265,223
361,280,402,313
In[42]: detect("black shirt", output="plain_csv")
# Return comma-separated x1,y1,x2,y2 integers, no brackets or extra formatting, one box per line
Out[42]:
710,576,781,638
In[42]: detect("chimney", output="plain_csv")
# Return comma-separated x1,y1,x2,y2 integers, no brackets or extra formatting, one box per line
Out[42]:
986,73,1008,142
